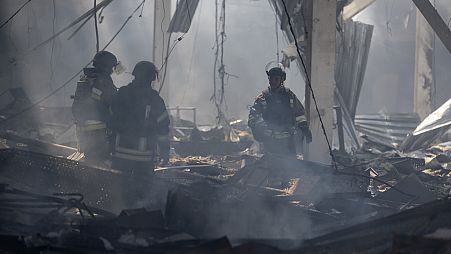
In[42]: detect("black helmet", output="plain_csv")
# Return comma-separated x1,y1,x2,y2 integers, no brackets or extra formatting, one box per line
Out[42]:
93,51,117,69
132,61,157,81
266,67,286,81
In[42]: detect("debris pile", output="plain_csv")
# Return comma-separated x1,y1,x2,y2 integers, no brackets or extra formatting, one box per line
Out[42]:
0,91,450,253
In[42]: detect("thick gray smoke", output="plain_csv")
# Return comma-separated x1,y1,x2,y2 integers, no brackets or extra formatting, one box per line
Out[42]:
2,0,451,124
0,0,304,125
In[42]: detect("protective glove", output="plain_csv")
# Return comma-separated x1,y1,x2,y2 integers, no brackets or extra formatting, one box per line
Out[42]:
300,127,312,143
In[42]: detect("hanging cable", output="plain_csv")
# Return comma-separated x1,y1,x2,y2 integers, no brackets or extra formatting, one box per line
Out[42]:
210,0,228,125
94,0,99,52
274,3,280,63
280,0,339,171
279,0,417,200
158,0,194,89
0,0,146,126
33,0,114,50
98,4,107,22
158,35,186,94
157,0,169,93
432,0,437,110
67,3,108,41
219,0,226,105
182,0,203,104
158,33,173,93
0,0,32,30
158,0,172,94
158,0,194,94
139,0,145,17
49,0,56,91
160,0,166,68
211,0,219,108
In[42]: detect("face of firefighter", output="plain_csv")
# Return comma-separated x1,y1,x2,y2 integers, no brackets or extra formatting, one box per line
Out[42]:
268,75,283,89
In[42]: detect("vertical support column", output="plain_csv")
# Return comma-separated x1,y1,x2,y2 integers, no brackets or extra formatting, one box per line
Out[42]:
305,0,337,164
414,9,435,120
153,0,172,103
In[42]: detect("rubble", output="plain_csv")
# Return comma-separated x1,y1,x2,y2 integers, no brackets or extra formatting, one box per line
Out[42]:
1,105,451,252
0,12,448,254
1,102,450,253
1,174,450,253
170,115,253,156
1,0,450,252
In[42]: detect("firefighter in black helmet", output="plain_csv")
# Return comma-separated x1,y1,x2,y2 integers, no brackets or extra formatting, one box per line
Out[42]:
248,65,312,156
110,61,170,175
72,51,118,164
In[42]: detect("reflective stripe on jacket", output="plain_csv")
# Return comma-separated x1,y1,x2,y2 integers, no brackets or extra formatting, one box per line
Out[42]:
77,120,107,131
113,134,155,162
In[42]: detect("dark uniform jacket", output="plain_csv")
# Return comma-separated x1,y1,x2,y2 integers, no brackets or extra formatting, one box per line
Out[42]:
71,68,117,161
110,80,170,162
72,68,117,128
248,86,307,154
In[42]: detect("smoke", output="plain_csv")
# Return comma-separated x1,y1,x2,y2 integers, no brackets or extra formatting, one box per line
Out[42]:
2,0,451,124
354,0,451,114
167,0,305,124
0,0,304,126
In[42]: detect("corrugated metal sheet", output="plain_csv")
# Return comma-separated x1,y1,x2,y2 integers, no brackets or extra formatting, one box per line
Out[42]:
355,113,421,148
400,98,451,152
167,0,200,33
335,20,373,118
335,89,361,148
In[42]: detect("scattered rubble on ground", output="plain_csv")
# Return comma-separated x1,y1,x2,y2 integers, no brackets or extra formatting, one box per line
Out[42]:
0,93,450,253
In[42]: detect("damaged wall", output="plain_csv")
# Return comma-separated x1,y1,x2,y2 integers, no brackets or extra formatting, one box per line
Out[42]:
354,0,451,115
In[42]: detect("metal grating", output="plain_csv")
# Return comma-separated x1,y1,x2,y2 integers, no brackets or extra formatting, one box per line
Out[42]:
0,149,129,212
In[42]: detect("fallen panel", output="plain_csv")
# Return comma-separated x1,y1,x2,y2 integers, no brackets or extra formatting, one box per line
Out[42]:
355,113,420,148
401,98,451,152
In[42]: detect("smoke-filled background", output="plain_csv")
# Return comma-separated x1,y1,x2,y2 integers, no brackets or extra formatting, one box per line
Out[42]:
1,0,451,124
354,0,451,113
1,0,451,242
0,0,303,125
